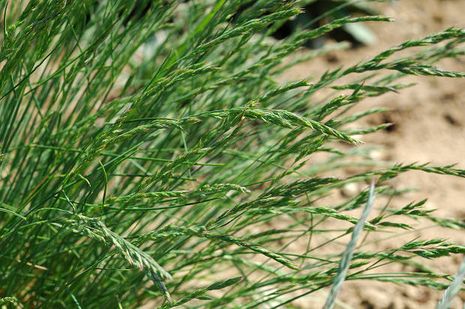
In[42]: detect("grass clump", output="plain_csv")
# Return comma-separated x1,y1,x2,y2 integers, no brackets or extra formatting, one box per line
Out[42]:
0,0,464,308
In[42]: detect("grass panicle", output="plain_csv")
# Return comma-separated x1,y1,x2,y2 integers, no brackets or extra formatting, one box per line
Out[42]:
0,0,464,307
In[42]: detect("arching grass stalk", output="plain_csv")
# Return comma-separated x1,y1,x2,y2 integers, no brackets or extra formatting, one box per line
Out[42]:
0,1,464,307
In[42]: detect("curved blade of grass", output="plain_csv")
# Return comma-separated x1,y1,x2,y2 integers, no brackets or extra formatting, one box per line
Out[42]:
323,180,376,309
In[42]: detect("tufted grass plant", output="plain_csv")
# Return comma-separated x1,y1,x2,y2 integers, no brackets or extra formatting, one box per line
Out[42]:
1,0,465,308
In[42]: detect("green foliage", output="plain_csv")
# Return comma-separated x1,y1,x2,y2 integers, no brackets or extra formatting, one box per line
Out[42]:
0,0,464,308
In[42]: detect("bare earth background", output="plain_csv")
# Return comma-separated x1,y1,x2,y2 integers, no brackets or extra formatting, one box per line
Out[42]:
287,0,465,308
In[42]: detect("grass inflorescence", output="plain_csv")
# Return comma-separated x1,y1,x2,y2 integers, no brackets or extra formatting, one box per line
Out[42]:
0,0,464,307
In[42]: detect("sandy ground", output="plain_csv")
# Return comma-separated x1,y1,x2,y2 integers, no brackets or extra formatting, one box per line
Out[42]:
287,0,465,308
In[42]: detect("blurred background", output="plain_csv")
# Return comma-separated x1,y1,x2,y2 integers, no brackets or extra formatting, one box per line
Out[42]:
287,0,465,307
